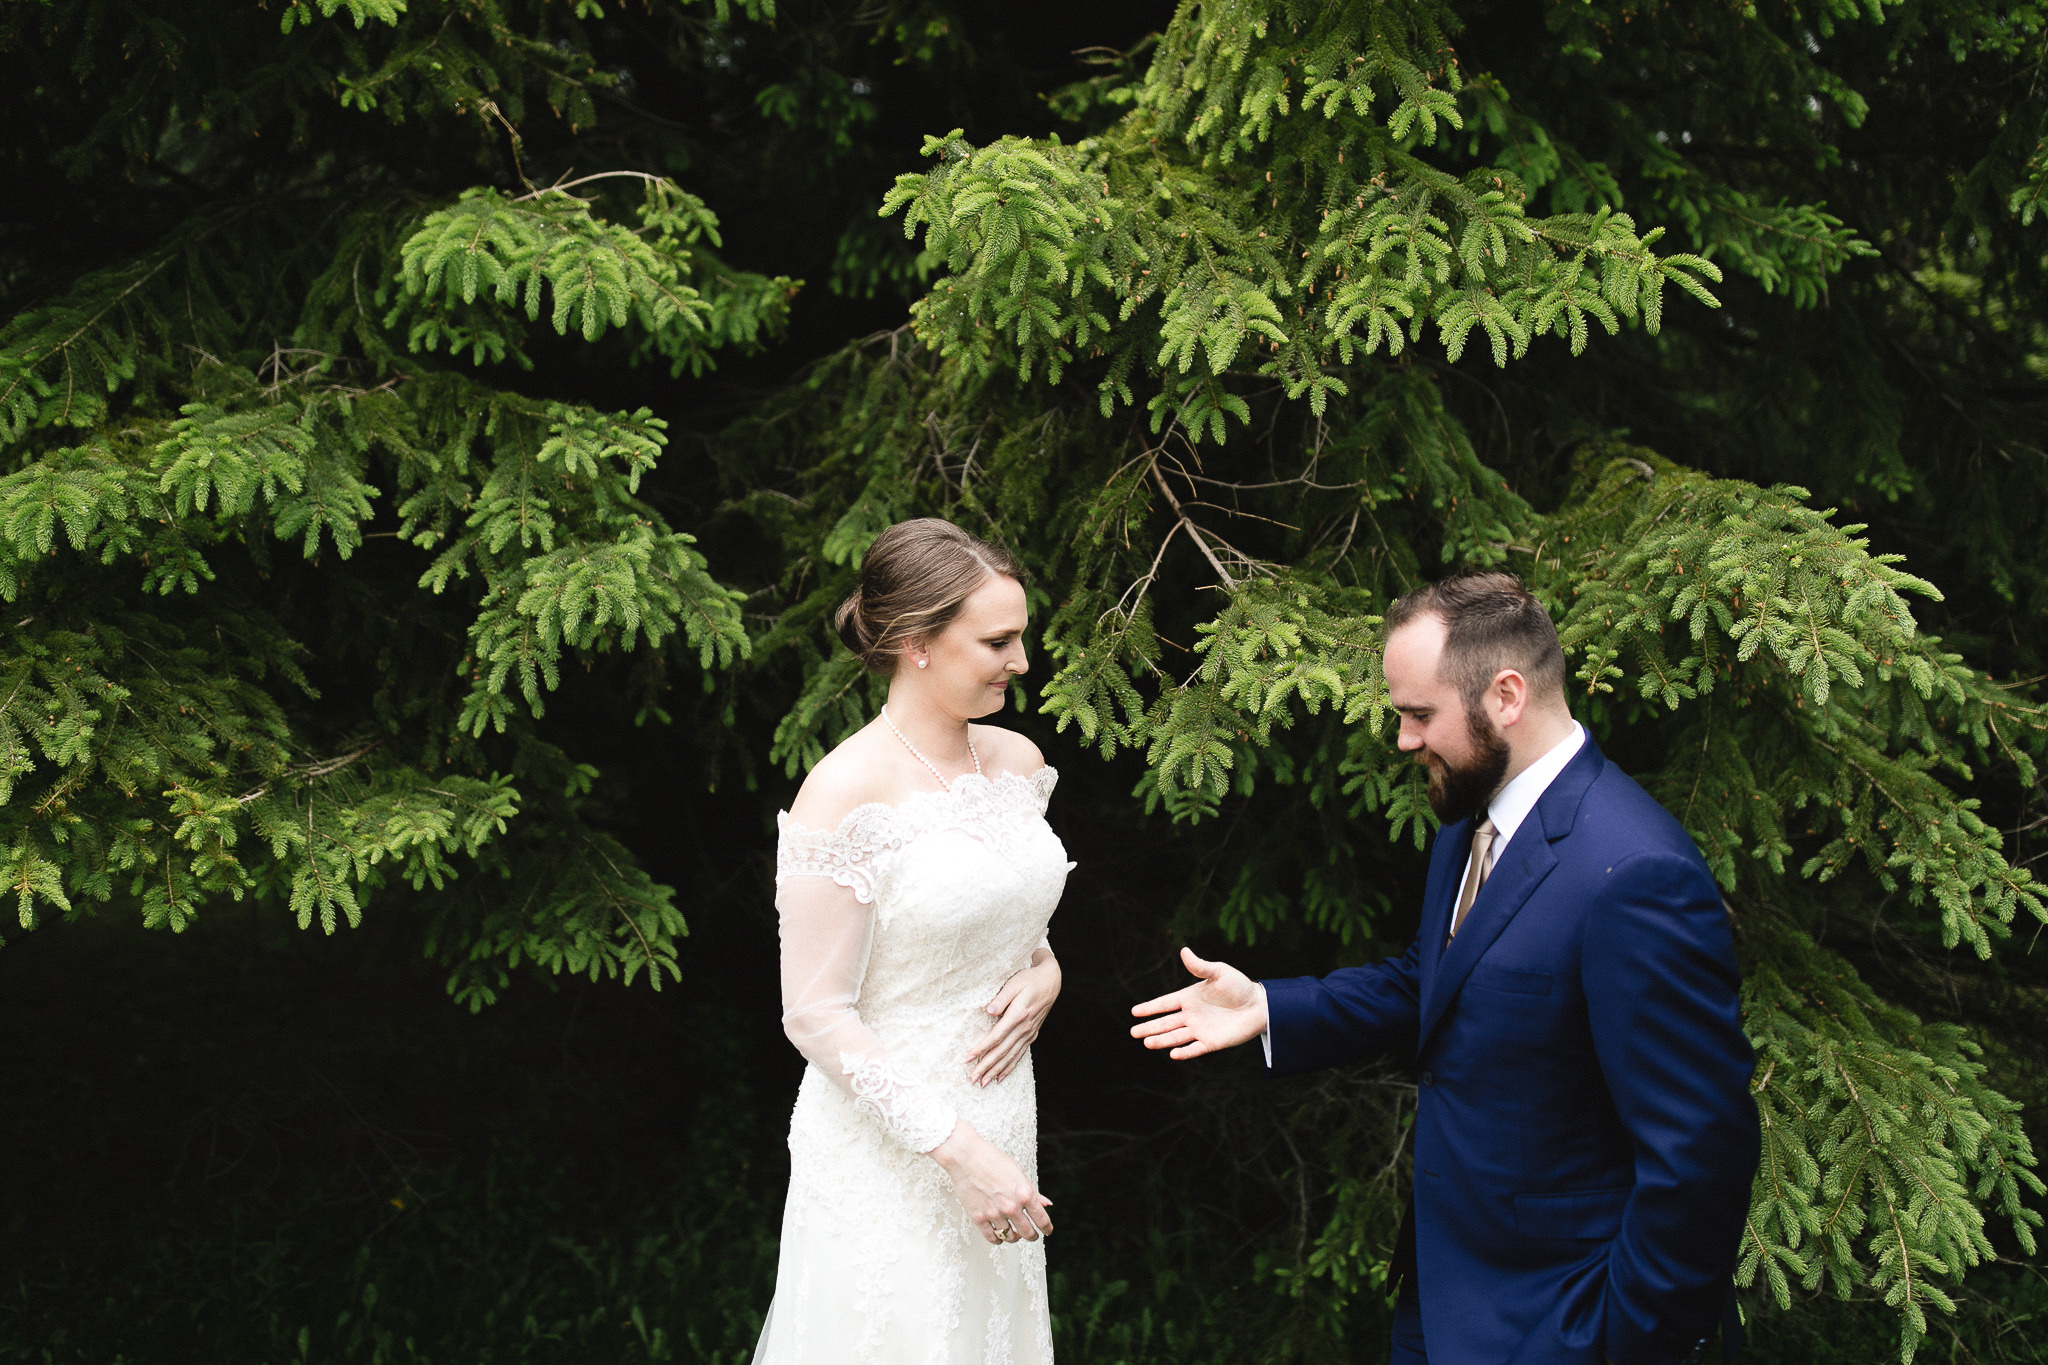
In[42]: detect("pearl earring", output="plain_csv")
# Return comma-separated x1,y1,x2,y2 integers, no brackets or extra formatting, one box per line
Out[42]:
916,658,928,669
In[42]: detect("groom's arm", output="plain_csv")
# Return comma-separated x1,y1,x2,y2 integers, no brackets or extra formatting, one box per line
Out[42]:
1584,852,1759,1365
1260,935,1423,1076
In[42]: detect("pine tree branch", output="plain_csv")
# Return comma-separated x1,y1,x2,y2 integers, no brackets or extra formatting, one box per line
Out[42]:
513,171,669,203
1150,454,1237,587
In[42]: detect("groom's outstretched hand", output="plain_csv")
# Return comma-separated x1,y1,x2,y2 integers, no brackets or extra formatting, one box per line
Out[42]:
1129,947,1268,1060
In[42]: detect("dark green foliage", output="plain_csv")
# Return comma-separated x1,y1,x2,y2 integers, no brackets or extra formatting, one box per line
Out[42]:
5,0,2047,1361
0,0,793,1006
726,3,2048,1356
880,1,1731,430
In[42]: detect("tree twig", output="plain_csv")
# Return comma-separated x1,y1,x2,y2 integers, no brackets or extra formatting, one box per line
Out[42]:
1149,456,1237,587
513,170,669,203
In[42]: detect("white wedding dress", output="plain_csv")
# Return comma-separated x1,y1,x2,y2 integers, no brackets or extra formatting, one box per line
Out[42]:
753,765,1072,1365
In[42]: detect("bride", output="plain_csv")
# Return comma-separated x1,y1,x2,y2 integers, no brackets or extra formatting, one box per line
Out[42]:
752,518,1071,1364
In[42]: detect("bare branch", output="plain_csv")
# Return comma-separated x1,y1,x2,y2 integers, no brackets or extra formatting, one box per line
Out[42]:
1149,456,1237,588
236,740,381,804
513,170,669,203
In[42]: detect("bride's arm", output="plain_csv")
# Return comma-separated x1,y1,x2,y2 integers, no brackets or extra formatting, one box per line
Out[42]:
776,872,959,1153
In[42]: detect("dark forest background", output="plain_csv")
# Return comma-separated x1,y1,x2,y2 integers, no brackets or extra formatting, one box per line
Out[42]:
3,1,2046,1361
0,5,1372,1360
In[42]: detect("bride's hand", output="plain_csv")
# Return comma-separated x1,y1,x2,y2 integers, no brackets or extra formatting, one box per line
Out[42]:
930,1121,1053,1245
1128,946,1268,1059
967,953,1060,1087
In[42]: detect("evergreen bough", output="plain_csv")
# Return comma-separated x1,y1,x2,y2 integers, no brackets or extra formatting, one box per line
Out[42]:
737,2,2048,1356
0,0,787,1006
5,0,2046,1357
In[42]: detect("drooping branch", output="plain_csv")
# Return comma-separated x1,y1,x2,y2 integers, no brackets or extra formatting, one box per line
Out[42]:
1149,454,1238,588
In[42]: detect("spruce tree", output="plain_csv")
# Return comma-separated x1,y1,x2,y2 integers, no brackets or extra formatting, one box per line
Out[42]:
732,2,2048,1357
0,0,795,1005
4,1,2045,1359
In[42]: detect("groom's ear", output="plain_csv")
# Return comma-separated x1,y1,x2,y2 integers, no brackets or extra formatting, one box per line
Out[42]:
1486,667,1531,728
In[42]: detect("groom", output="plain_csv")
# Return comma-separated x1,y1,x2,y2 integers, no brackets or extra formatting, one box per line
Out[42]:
1131,572,1758,1365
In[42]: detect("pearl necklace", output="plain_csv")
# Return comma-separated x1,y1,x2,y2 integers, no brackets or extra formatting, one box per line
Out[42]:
881,706,981,791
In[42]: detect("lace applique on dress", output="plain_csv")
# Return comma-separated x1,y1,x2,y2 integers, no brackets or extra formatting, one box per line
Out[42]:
839,1050,959,1154
776,806,909,904
775,767,1062,908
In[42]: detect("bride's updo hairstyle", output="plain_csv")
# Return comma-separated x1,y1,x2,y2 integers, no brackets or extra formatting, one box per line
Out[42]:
835,518,1027,673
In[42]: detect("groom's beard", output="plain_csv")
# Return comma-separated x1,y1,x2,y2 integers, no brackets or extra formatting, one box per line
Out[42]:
1420,704,1511,824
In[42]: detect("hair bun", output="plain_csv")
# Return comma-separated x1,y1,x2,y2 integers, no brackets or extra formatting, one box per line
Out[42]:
832,586,871,656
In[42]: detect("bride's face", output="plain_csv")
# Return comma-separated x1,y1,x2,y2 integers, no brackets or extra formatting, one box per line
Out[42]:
909,574,1029,718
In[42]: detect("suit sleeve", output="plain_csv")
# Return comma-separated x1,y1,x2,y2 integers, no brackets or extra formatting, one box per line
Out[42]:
1261,935,1424,1076
1583,851,1759,1365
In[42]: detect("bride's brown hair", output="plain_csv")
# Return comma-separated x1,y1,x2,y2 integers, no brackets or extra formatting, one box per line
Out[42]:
835,518,1027,673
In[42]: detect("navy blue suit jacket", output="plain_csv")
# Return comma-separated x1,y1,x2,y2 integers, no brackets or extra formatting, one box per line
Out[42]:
1264,737,1758,1365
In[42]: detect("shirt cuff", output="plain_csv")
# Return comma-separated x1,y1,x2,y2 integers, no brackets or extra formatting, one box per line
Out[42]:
1256,981,1272,1068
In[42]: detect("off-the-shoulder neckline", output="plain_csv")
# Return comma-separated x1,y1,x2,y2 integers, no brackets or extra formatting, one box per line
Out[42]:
777,765,1059,841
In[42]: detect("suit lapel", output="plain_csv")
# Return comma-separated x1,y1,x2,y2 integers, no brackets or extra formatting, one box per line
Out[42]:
1416,737,1607,1049
1419,835,1559,1044
1416,816,1471,1006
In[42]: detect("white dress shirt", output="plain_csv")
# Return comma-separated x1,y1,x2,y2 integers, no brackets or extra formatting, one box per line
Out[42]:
1259,721,1586,1067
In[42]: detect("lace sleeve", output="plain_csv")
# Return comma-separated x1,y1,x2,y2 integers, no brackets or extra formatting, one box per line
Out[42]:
776,807,905,904
774,818,958,1155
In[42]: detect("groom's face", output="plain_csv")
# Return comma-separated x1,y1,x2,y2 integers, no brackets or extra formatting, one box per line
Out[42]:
1384,616,1511,823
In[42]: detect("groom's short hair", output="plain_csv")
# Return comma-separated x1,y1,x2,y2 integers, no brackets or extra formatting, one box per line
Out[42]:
1385,571,1568,707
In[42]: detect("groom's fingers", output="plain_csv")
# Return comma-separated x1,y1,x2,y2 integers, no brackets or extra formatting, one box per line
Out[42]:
1130,985,1192,1018
1137,1023,1194,1051
1129,1007,1188,1039
1132,947,1218,1019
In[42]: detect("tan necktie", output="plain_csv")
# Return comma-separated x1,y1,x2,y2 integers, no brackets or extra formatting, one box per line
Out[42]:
1448,817,1498,942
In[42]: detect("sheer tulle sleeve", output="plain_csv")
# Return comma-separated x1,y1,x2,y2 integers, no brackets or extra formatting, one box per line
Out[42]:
775,815,959,1155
